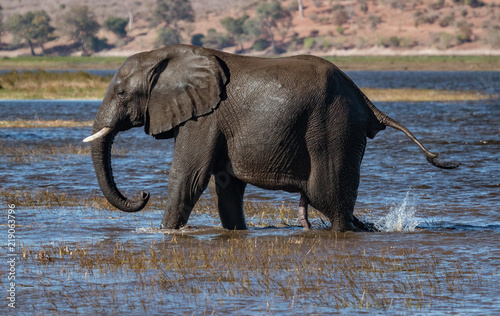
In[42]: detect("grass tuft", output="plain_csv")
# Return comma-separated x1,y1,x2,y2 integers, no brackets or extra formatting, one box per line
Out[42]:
0,119,93,128
0,70,110,99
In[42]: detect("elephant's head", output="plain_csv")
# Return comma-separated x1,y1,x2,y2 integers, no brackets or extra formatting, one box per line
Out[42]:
83,45,228,212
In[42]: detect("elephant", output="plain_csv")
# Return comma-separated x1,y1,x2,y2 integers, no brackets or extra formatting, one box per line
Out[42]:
83,44,458,232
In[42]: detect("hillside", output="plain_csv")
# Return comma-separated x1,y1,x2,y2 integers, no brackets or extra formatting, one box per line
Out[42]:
1,0,499,57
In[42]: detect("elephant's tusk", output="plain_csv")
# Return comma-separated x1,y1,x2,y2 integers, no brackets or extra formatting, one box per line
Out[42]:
83,127,112,143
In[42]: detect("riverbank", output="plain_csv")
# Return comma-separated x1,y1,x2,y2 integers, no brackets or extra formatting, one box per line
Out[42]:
1,55,499,71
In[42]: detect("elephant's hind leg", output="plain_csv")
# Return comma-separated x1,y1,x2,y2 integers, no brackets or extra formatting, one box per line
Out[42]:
215,174,247,230
353,215,378,232
298,193,312,230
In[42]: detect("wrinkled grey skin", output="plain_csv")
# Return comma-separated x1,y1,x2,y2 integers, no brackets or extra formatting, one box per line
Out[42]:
85,44,458,232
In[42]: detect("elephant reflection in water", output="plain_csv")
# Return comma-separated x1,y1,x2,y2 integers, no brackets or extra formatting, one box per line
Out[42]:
84,45,457,231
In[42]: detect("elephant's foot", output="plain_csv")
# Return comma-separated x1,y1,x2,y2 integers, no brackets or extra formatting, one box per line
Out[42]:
298,194,311,230
352,215,379,232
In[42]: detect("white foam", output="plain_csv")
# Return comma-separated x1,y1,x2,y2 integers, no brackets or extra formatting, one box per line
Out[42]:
375,189,420,232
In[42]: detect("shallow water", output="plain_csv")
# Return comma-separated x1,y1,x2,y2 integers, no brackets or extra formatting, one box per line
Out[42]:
1,71,499,314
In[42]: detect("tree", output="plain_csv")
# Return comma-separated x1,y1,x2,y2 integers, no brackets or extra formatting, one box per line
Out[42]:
152,0,195,46
255,1,291,53
152,0,194,29
5,10,54,55
332,5,349,27
220,15,249,51
60,6,100,55
104,17,128,38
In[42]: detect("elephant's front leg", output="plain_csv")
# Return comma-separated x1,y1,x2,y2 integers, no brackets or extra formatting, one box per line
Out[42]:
160,125,216,229
298,193,312,230
160,160,212,229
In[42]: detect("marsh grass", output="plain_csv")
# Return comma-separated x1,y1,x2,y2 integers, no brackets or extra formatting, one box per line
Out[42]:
0,143,89,163
0,70,110,99
6,187,492,312
0,141,130,163
362,88,495,102
0,188,326,228
325,55,500,71
0,119,92,128
0,70,495,101
19,234,491,312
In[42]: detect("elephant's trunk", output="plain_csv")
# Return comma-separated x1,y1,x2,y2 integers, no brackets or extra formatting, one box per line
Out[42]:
89,127,150,212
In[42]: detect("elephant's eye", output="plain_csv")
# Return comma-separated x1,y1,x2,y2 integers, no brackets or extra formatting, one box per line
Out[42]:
117,90,126,98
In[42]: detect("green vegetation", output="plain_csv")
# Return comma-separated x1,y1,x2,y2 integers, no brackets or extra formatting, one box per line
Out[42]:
5,10,55,55
104,17,129,38
363,88,494,102
0,119,92,128
201,28,233,50
325,55,500,71
0,70,111,99
1,0,499,56
59,6,102,55
220,15,250,51
0,56,126,70
2,55,498,72
153,0,195,47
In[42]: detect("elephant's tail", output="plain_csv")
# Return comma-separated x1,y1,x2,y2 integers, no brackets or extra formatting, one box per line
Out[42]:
364,95,459,169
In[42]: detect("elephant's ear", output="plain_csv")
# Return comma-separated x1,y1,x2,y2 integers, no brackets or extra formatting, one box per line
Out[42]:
144,45,228,137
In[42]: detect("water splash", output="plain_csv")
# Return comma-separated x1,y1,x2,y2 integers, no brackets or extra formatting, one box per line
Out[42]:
375,189,420,232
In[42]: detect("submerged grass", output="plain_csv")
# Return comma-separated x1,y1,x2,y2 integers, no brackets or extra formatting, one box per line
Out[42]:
0,188,326,227
19,233,491,313
0,70,496,101
4,187,493,312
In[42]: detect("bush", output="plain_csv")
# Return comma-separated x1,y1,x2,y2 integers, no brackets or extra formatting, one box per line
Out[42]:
155,28,181,47
104,17,128,38
201,28,233,49
303,37,316,49
439,14,455,27
191,33,204,46
389,36,401,47
316,36,334,51
88,36,110,52
252,38,270,51
456,20,473,43
429,0,445,10
431,32,456,49
368,14,382,29
332,5,349,26
486,27,500,48
378,36,414,48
